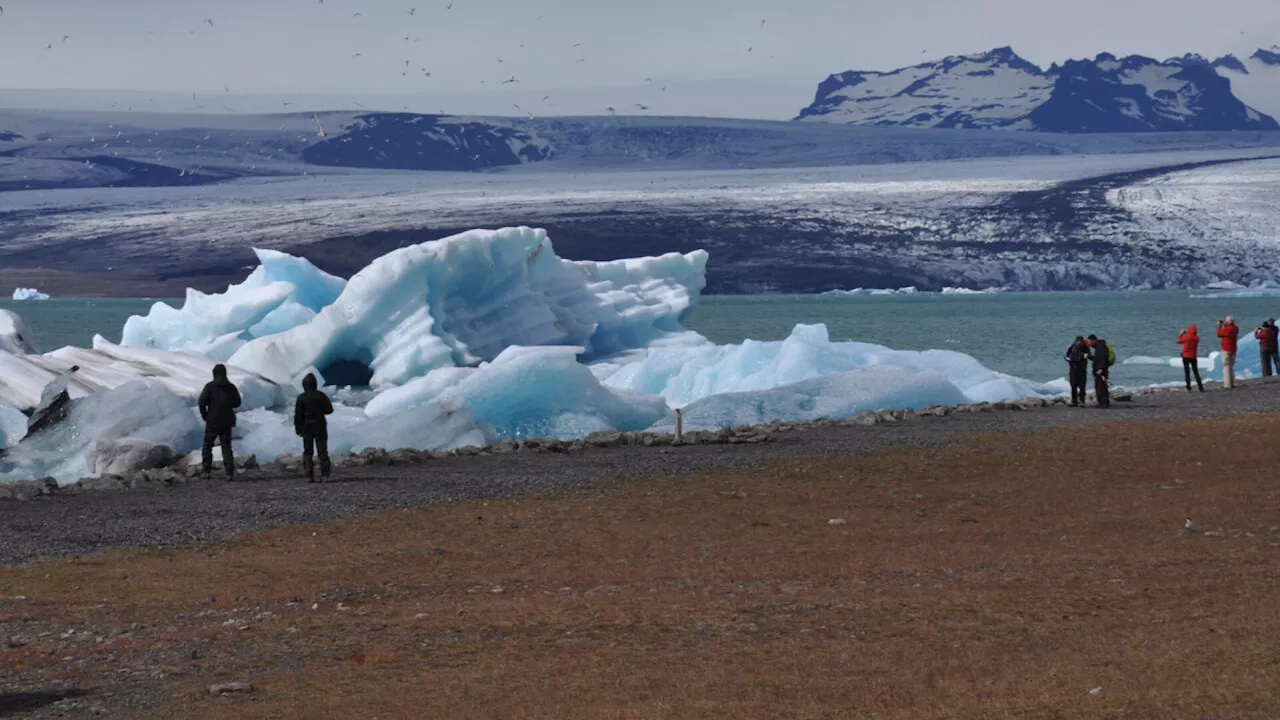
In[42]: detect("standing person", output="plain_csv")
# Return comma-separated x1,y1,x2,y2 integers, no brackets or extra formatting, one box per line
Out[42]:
1177,324,1204,392
1063,336,1091,407
1217,316,1240,388
1268,319,1280,376
1255,320,1278,377
294,373,334,483
198,364,242,480
1088,334,1111,408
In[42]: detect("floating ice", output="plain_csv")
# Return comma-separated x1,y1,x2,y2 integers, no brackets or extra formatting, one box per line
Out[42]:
228,227,708,386
0,335,281,412
592,323,1047,408
652,366,969,431
0,396,26,450
120,248,345,351
821,286,919,296
940,286,1006,295
0,380,203,483
234,400,490,463
366,345,671,440
11,288,50,301
0,309,38,355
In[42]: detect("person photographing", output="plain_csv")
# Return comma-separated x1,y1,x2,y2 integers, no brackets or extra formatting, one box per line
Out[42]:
1218,316,1239,389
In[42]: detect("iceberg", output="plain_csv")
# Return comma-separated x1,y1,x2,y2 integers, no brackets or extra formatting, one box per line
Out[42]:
228,227,707,386
120,248,346,352
0,381,203,483
821,286,919,296
0,336,281,412
652,366,969,431
0,396,26,450
366,345,672,440
0,309,38,355
11,288,50,301
592,324,1047,408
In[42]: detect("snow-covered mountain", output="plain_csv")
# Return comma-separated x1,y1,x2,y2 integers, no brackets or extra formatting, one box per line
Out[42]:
797,47,1280,133
1211,48,1280,124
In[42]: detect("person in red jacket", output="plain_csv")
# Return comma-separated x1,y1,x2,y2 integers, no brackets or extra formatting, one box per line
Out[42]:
1177,324,1204,392
1255,319,1278,377
1218,316,1239,389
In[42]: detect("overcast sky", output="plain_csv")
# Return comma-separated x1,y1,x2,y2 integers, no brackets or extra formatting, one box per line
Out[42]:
2,0,1278,118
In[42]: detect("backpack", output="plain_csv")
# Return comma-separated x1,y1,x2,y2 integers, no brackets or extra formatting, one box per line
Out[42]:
1107,345,1116,365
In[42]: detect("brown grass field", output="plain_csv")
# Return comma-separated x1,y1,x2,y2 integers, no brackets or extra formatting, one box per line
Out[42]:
2,415,1280,719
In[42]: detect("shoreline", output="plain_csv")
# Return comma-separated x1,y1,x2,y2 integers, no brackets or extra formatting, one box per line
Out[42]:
2,377,1278,565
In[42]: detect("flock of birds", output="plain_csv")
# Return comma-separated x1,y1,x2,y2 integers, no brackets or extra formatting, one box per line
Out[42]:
19,1,777,119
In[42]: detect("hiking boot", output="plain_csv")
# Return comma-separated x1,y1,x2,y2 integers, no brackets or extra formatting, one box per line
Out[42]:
304,459,315,483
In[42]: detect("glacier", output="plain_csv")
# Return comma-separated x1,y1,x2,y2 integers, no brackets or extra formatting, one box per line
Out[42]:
0,227,1056,485
11,288,50,301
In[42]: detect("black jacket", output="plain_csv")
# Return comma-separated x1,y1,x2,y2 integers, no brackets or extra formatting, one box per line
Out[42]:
1064,343,1090,367
1091,340,1111,372
294,374,334,434
199,377,242,430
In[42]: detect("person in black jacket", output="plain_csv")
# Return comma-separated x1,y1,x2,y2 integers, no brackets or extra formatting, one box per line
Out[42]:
198,364,242,480
294,373,334,482
1063,336,1091,407
1088,334,1111,408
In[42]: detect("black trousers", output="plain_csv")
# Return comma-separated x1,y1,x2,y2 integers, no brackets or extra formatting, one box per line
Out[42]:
1263,348,1280,377
202,426,234,476
1068,364,1088,404
1094,369,1110,407
1183,357,1204,390
302,426,331,476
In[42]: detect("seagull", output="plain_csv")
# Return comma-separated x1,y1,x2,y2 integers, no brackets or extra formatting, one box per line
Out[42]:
205,18,214,28
408,7,416,15
353,11,362,17
1186,518,1194,530
446,2,453,8
572,43,581,48
635,104,648,110
644,77,652,83
45,44,52,50
502,76,518,84
62,35,70,42
760,18,766,26
575,57,585,63
352,101,365,108
747,46,753,52
352,52,362,57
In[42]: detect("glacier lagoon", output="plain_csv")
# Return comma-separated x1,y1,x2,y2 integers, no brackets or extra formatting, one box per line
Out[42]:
2,229,1278,486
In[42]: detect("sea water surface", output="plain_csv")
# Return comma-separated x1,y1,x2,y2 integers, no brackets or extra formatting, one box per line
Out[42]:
4,292,1279,389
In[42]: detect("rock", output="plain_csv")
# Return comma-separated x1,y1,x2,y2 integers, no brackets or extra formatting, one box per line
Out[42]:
1114,393,1133,402
359,448,391,466
828,518,848,526
208,682,253,695
852,411,879,426
494,438,519,454
585,431,624,448
185,465,205,478
389,448,426,464
240,454,259,470
86,440,177,476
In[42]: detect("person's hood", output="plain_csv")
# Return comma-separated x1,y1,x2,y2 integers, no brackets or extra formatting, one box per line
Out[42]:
302,373,318,392
1187,324,1198,335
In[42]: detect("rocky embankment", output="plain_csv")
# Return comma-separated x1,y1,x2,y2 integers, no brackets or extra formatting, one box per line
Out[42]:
0,392,1125,502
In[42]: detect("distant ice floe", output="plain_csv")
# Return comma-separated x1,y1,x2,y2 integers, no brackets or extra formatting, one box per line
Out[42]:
0,227,1054,485
821,286,1006,296
1189,279,1280,299
10,288,50,301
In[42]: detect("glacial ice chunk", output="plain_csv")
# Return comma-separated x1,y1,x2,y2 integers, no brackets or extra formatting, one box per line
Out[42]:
229,227,708,386
11,288,50,301
0,380,202,484
593,323,1046,407
0,309,37,355
120,248,345,350
365,345,671,440
0,396,26,450
652,366,969,431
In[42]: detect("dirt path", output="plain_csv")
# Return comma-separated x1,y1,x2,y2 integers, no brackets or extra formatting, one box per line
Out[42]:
2,409,1279,718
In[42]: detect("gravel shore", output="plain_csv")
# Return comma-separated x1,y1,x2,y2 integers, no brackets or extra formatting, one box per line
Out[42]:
3,377,1279,565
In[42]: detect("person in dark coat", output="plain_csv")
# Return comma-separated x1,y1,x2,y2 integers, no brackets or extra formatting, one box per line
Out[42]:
1254,320,1278,377
1088,334,1111,408
1063,336,1091,407
294,373,334,482
198,364,242,480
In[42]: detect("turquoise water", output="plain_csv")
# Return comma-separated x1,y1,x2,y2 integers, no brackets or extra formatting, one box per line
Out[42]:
5,292,1279,388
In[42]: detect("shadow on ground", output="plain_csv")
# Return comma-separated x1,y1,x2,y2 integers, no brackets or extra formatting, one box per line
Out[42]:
0,689,89,717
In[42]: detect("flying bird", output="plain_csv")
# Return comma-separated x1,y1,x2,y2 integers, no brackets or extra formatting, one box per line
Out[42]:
45,44,52,50
760,18,766,26
353,11,362,17
352,101,365,108
352,52,362,57
205,19,214,27
62,35,70,42
408,7,416,14
446,2,453,8
502,76,518,84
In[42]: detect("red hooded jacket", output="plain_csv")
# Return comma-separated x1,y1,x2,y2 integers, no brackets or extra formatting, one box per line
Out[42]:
1177,325,1199,359
1218,322,1239,353
1256,325,1278,350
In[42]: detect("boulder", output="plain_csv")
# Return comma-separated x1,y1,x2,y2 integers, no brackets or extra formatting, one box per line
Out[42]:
86,439,177,476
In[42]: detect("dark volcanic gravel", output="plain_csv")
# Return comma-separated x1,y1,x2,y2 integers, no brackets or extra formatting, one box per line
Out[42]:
3,379,1279,565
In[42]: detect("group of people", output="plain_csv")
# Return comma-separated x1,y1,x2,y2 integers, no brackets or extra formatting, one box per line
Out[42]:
198,364,334,482
1063,335,1114,407
1175,315,1280,392
1067,316,1280,407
